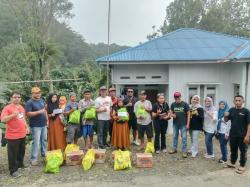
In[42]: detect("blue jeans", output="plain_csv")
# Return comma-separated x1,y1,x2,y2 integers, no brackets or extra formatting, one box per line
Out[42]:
173,123,187,152
219,133,228,161
205,132,214,155
31,126,47,161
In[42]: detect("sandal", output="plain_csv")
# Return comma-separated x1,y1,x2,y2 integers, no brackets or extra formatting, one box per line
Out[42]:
224,162,236,168
236,167,246,174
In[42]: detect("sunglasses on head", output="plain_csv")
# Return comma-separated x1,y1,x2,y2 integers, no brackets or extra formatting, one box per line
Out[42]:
157,93,164,97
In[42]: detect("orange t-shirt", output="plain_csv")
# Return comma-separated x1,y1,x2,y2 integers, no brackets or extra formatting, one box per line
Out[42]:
1,103,27,139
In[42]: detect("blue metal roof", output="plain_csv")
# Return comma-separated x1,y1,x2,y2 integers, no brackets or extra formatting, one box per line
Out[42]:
96,28,250,62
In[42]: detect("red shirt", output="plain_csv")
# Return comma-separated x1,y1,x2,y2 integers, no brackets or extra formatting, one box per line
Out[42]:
1,103,27,139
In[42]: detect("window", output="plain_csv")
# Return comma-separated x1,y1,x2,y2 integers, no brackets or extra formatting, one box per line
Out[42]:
152,76,162,79
188,84,217,104
136,76,146,79
234,84,240,96
120,76,130,79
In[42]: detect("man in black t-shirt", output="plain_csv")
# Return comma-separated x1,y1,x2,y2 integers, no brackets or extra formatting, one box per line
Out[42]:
225,95,250,174
169,92,190,158
123,88,139,145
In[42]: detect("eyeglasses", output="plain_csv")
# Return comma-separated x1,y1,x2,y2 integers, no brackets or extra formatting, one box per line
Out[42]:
13,96,21,99
127,91,133,93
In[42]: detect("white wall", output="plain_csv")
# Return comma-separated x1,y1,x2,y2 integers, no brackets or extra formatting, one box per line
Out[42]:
168,63,245,107
112,64,169,84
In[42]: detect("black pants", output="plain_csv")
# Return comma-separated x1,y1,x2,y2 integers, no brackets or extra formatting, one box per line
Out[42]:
97,120,110,146
153,120,168,151
109,120,113,141
230,136,248,167
7,137,26,174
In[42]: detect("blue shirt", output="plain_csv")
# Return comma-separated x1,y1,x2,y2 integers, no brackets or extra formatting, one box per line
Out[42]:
65,101,78,112
25,99,47,127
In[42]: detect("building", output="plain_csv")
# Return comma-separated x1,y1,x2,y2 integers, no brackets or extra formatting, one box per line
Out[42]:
96,28,250,107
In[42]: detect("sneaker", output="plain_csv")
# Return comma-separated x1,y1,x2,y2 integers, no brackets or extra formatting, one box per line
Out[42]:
11,171,22,178
133,140,140,146
18,165,29,170
204,154,215,159
182,152,188,158
218,159,227,164
162,149,167,153
168,150,177,154
191,152,198,158
156,150,160,154
31,160,39,166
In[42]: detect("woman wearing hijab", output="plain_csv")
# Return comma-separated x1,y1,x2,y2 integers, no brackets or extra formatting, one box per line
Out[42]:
47,94,66,151
217,101,231,163
188,95,204,157
111,98,130,150
203,97,218,159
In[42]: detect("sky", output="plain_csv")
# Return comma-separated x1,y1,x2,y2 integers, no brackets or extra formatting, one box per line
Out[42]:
69,0,173,46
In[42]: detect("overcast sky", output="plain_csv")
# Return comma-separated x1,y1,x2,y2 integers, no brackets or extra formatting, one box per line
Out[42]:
69,0,173,46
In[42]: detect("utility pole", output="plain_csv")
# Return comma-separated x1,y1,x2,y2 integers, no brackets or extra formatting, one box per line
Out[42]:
107,0,111,89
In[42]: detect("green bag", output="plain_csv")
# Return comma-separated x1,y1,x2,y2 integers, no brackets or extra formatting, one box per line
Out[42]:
135,105,147,119
117,107,129,121
68,110,81,125
84,107,96,119
44,150,64,173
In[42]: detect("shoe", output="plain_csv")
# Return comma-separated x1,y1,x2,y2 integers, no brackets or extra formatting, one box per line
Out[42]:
162,149,167,153
187,150,192,155
133,140,140,146
18,165,29,170
225,162,236,168
104,143,111,148
31,160,39,166
98,145,105,149
182,152,187,158
156,150,160,154
168,150,177,154
191,152,198,158
204,154,214,159
218,159,227,164
11,171,22,178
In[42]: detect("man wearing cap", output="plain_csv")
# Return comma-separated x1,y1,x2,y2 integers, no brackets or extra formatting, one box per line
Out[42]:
25,87,48,166
95,86,113,149
134,90,153,150
169,91,190,158
78,89,95,149
108,87,118,141
64,92,80,144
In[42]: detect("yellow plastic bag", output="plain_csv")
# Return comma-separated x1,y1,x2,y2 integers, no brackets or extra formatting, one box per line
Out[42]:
64,144,80,160
145,142,155,153
44,149,64,173
82,149,95,171
114,150,132,171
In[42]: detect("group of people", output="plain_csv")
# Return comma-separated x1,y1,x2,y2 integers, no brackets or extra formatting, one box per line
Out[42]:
1,86,250,178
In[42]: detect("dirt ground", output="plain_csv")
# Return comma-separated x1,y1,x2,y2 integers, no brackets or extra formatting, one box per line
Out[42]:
0,134,249,187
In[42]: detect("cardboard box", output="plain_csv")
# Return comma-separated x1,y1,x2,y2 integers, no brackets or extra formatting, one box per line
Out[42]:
136,153,153,168
94,149,106,164
65,150,84,166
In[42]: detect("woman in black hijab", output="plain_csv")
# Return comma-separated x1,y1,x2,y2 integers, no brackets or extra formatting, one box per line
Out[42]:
47,93,66,150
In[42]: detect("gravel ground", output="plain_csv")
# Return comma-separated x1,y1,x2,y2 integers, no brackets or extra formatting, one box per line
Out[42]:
0,134,249,186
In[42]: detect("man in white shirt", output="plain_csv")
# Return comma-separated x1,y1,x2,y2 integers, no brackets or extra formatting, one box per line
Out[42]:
95,86,113,149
